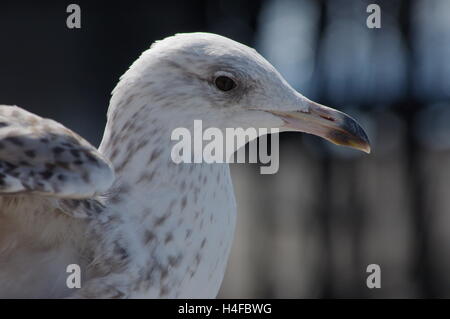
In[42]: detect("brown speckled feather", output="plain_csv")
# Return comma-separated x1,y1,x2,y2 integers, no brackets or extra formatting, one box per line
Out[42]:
0,105,114,198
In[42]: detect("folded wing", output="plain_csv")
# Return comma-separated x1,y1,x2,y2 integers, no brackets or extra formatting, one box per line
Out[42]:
0,105,114,198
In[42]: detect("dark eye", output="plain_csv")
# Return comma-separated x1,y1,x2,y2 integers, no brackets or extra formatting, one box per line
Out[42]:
215,76,236,91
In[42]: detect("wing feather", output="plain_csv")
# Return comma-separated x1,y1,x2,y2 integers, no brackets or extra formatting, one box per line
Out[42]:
0,105,114,198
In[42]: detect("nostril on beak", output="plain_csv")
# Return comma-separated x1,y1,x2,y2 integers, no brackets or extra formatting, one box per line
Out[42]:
319,114,335,122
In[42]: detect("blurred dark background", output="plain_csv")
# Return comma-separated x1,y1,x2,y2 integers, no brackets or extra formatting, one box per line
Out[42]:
1,0,450,298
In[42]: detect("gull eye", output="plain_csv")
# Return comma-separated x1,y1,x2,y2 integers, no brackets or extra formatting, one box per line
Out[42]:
214,76,236,91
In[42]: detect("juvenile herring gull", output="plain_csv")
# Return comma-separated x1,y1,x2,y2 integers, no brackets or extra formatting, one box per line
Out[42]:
0,32,370,298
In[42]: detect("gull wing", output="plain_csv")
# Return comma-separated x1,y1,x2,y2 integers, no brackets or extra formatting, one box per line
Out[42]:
0,105,114,198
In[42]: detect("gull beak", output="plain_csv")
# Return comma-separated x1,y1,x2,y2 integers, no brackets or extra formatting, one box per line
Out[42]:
265,98,371,154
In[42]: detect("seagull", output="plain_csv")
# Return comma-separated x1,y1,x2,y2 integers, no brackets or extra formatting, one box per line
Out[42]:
0,32,370,298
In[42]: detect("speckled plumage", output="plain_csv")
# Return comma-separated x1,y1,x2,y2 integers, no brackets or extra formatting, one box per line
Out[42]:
0,32,369,298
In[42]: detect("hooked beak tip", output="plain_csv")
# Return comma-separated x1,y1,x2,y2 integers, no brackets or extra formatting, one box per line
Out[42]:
325,114,371,154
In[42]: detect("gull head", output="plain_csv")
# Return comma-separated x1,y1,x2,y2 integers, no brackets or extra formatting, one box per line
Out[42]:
115,32,370,153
